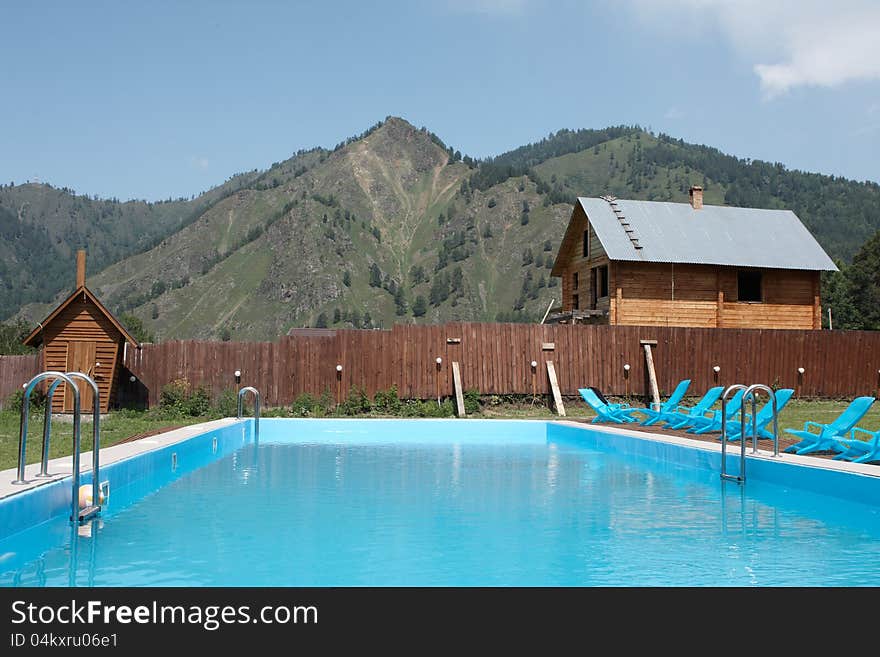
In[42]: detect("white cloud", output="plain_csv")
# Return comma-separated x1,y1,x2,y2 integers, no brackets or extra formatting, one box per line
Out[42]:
189,156,210,170
626,0,880,97
664,107,685,120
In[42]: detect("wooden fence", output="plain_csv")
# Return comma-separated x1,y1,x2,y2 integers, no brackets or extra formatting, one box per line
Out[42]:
4,323,880,410
0,353,42,409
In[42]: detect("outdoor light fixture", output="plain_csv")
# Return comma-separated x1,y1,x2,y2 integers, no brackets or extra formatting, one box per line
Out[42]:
129,375,136,383
713,365,721,373
797,367,805,375
530,360,537,368
623,364,630,371
436,357,442,365
234,369,241,384
336,364,343,372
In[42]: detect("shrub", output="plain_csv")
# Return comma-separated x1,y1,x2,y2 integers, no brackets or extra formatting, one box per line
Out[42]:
214,388,238,418
159,378,213,417
291,392,319,417
4,387,46,414
463,388,481,415
338,385,372,416
373,385,402,415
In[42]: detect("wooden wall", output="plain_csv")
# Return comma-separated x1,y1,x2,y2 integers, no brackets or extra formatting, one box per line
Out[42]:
39,295,123,413
612,263,819,330
559,205,610,312
111,323,880,407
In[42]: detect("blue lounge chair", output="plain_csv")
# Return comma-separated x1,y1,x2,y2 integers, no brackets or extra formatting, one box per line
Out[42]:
686,388,745,435
723,388,794,441
578,388,637,424
783,396,875,455
660,386,724,429
831,427,880,464
623,379,692,424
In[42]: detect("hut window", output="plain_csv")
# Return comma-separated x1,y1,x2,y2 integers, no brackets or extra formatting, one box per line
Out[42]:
737,270,762,302
598,265,609,298
582,230,589,258
572,272,579,290
572,294,579,310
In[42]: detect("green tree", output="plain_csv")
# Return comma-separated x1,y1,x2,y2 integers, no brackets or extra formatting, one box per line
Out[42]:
412,295,427,317
333,307,341,323
0,319,36,355
369,263,382,287
343,270,352,287
119,313,154,344
316,312,328,328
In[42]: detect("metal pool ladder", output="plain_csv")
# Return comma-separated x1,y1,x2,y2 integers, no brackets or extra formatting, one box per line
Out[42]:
13,371,102,523
237,386,261,440
720,383,780,484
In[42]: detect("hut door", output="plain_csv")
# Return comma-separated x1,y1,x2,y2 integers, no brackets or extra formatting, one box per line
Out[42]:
64,341,96,412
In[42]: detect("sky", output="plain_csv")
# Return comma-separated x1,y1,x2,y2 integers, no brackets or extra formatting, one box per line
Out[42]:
1,0,878,202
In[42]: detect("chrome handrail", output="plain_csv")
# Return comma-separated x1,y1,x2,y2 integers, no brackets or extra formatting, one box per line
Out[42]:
742,383,779,457
65,372,102,521
720,383,748,483
237,386,261,439
34,377,65,478
14,372,79,487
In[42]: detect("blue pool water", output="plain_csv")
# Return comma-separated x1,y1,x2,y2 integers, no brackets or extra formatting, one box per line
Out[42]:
2,418,880,586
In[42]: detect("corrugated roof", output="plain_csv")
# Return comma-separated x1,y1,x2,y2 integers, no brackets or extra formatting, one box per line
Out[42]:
578,197,838,271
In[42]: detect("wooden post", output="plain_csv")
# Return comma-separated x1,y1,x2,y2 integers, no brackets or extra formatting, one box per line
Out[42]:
716,290,724,328
452,361,465,417
615,287,622,325
640,339,660,410
546,361,565,417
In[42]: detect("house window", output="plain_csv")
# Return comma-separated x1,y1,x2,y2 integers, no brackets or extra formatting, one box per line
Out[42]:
572,272,579,290
737,270,762,302
598,265,609,298
583,230,589,258
572,294,579,310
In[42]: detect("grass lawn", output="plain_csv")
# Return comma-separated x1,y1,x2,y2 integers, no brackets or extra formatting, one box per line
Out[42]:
2,396,879,472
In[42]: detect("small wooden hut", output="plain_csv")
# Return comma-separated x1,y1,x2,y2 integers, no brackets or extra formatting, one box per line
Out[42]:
22,250,139,413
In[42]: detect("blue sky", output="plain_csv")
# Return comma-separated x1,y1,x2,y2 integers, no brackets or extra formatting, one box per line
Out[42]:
2,0,878,201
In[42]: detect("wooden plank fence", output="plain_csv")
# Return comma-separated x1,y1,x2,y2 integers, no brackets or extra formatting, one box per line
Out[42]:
4,323,880,410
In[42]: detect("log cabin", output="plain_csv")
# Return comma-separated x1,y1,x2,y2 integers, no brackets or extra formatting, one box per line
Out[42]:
22,250,140,413
548,187,837,329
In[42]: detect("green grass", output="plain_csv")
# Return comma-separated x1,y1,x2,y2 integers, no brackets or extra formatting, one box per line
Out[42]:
0,409,210,472
3,397,879,473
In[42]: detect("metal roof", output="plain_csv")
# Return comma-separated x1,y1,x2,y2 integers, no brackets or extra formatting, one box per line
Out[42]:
578,197,838,271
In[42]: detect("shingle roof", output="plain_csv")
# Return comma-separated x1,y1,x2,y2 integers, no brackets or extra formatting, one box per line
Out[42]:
571,197,837,271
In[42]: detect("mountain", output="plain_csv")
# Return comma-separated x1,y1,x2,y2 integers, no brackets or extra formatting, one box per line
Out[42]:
6,117,880,341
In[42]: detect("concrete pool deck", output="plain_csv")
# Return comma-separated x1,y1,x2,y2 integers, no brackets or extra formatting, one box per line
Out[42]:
0,418,240,502
556,418,880,479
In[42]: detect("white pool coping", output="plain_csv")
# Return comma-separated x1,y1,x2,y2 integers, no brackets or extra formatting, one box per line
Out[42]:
552,419,880,479
0,418,241,501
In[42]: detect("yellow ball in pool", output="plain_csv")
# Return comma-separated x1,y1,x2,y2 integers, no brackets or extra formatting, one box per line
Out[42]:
78,484,106,508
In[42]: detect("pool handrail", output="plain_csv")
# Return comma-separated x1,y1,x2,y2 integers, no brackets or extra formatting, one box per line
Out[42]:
237,386,261,439
65,371,102,522
720,383,749,483
34,377,66,479
742,384,779,457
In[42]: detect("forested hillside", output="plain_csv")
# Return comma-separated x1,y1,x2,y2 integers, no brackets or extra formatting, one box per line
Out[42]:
4,117,878,341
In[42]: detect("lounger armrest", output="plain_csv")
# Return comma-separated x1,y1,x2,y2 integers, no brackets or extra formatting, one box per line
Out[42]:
850,427,874,439
803,421,824,433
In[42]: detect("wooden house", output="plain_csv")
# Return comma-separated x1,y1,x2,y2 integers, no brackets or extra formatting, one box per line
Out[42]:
22,250,140,413
549,187,837,329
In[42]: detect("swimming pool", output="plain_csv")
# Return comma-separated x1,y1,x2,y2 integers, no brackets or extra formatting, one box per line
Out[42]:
1,418,879,586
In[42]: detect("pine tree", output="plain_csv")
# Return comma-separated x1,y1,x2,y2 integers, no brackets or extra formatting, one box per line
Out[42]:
412,295,427,317
369,263,382,287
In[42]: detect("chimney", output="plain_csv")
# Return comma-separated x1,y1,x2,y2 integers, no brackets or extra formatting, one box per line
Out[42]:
76,250,86,289
689,185,703,210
